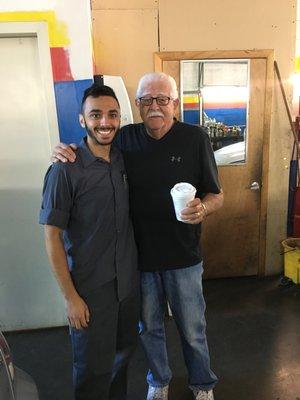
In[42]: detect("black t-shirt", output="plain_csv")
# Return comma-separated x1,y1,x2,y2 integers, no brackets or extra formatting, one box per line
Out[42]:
114,121,221,272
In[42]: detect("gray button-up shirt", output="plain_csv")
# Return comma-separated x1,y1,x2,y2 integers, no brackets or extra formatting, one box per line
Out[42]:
39,137,138,300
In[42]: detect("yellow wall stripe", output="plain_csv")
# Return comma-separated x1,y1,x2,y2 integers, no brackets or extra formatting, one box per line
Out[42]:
0,11,69,47
295,56,300,73
183,95,199,103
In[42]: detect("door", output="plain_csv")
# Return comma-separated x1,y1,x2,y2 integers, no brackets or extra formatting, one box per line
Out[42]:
202,58,267,277
156,50,273,278
0,35,65,330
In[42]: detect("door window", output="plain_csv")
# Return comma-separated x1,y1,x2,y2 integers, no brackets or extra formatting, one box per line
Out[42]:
180,59,249,166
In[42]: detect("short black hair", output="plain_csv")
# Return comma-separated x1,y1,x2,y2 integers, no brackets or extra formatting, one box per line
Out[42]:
81,84,120,111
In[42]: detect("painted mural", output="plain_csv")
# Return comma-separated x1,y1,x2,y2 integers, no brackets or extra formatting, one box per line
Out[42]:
0,11,93,144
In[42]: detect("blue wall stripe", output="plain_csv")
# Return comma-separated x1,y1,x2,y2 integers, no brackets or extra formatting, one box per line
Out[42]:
54,79,93,144
205,108,246,126
183,108,247,127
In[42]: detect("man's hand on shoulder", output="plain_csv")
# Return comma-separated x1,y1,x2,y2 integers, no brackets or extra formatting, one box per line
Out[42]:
51,142,78,163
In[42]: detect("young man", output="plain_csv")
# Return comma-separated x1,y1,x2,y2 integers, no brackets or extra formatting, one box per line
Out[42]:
39,84,139,400
52,73,224,400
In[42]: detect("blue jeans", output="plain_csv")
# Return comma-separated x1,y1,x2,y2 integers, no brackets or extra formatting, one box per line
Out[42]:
139,263,218,391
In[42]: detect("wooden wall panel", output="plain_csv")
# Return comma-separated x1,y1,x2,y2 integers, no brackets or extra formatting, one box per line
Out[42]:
90,0,296,275
91,0,157,10
158,0,296,275
92,9,158,121
158,0,295,55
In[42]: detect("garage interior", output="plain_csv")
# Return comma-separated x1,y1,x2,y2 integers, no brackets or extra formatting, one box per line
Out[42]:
1,0,300,399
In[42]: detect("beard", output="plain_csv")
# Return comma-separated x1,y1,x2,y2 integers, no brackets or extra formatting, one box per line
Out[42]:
85,124,116,147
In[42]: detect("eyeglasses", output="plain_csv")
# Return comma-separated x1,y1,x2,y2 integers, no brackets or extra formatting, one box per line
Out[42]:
138,96,172,106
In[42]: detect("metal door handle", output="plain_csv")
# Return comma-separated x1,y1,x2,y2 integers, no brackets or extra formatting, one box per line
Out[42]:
246,181,260,190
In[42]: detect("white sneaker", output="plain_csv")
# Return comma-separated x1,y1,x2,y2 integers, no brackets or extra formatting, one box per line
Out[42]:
146,384,169,400
192,388,214,400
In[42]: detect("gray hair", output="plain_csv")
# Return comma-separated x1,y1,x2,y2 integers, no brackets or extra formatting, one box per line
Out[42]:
136,72,179,100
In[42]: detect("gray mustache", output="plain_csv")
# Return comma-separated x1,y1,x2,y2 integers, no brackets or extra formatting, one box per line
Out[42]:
148,112,164,117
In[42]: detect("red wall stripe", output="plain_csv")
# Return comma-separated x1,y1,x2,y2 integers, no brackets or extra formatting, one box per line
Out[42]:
203,102,246,109
183,102,247,110
184,103,200,110
50,47,74,82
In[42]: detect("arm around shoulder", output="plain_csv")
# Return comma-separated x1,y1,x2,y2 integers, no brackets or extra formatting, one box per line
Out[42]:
51,142,77,163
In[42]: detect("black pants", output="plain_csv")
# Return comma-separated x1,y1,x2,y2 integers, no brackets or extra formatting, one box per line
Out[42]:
70,280,139,400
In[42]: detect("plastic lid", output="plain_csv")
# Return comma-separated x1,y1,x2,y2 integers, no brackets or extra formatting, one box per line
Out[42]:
172,182,196,195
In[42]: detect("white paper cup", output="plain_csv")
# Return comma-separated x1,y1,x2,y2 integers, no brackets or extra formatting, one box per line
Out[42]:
170,182,196,222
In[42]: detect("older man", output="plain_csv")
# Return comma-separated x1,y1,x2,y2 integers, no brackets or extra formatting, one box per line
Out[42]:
53,72,224,400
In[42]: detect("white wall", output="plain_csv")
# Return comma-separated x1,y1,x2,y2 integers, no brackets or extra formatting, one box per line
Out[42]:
0,0,93,330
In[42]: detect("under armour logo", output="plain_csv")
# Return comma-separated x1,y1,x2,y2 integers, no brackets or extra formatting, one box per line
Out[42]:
171,156,182,163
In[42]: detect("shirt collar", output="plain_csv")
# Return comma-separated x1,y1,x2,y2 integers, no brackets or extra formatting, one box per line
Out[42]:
78,137,119,168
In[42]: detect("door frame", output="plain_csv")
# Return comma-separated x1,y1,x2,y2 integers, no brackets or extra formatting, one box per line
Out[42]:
0,22,59,150
154,49,274,276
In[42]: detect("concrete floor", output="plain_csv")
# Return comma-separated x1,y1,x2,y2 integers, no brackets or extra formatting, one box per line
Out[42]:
5,276,300,400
